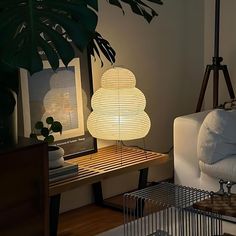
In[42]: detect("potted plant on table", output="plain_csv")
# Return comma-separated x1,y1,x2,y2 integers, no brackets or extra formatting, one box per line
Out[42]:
30,116,64,169
0,0,163,147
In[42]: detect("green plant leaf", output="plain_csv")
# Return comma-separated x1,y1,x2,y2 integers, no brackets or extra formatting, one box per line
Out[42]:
37,36,59,71
146,0,163,4
107,0,124,13
40,11,95,52
46,116,54,124
41,127,50,137
107,0,163,22
45,135,54,144
35,121,44,130
86,0,98,11
87,0,162,64
42,1,98,32
89,32,116,66
51,121,63,134
0,0,98,74
0,0,162,74
37,22,75,67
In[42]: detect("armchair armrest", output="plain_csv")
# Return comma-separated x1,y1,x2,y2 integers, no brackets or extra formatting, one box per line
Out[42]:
174,111,211,188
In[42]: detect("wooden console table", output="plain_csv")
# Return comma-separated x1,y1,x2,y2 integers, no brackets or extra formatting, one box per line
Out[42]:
49,145,171,236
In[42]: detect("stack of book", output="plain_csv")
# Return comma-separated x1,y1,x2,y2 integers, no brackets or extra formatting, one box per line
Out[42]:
49,161,78,183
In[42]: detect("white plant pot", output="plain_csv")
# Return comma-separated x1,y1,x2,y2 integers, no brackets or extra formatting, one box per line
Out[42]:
48,145,64,169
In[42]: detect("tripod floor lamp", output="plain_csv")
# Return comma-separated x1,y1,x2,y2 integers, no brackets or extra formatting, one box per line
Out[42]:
196,0,235,112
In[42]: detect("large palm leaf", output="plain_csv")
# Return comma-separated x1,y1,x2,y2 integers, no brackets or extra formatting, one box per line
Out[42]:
0,0,162,75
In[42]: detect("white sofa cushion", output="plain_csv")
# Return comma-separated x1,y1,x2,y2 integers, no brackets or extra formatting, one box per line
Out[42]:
197,109,236,164
199,155,236,182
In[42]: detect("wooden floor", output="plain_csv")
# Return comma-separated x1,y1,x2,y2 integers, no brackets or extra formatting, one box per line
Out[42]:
58,202,235,236
58,204,123,236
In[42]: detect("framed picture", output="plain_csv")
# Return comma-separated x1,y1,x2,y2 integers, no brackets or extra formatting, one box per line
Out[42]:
19,50,97,159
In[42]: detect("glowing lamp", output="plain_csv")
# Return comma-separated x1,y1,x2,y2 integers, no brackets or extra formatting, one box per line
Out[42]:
87,67,151,140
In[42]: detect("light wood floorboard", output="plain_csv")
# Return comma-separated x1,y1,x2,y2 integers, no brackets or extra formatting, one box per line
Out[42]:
58,204,123,236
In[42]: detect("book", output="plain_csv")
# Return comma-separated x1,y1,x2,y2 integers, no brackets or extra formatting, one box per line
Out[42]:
49,161,78,174
49,171,78,183
49,161,78,182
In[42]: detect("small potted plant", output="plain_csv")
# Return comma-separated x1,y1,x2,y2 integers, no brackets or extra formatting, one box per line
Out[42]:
30,116,64,169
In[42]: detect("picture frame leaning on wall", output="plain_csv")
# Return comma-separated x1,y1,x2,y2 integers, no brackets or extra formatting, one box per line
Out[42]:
19,49,97,159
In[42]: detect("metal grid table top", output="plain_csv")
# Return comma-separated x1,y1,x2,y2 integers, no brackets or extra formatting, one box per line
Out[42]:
124,182,210,208
123,182,223,236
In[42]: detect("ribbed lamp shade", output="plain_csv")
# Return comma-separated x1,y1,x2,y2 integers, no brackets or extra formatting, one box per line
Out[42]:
87,67,151,140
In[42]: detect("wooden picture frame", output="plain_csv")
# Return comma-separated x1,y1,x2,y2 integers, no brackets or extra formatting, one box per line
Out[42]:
19,51,97,159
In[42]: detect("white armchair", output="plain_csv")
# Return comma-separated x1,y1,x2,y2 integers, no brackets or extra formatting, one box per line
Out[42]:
174,110,236,191
174,110,236,234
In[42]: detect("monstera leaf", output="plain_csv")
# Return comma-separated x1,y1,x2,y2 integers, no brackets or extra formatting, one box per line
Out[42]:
0,0,98,74
89,32,116,67
107,0,163,23
0,0,162,75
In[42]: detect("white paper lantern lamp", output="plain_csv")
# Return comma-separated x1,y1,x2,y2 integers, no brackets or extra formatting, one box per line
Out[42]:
87,67,151,140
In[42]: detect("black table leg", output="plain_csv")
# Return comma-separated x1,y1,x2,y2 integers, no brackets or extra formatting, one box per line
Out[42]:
92,168,149,214
50,194,61,236
135,168,149,217
92,181,104,205
138,168,149,189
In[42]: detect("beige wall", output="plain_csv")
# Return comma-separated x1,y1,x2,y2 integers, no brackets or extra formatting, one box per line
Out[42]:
60,0,205,212
92,0,204,152
204,0,236,109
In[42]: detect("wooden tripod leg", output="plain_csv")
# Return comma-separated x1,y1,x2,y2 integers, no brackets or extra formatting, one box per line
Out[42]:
222,65,235,99
196,65,212,112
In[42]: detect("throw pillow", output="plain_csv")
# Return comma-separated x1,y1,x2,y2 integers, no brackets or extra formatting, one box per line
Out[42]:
197,109,236,164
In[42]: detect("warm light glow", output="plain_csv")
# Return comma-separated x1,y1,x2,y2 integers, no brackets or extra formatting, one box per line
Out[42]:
87,67,151,140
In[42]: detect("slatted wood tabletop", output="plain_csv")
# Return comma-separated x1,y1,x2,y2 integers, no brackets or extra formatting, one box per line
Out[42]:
49,145,169,196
